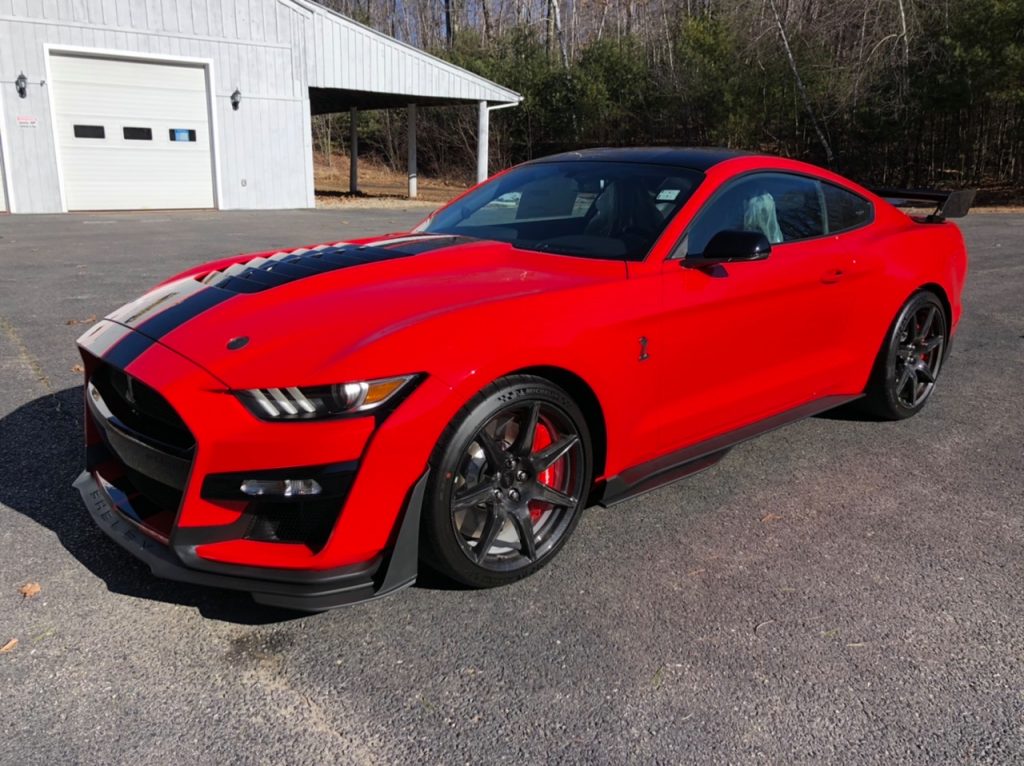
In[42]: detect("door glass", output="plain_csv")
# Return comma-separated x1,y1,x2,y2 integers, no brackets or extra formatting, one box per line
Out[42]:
685,173,826,256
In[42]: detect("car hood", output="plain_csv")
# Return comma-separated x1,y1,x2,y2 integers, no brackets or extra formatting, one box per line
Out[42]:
101,233,624,388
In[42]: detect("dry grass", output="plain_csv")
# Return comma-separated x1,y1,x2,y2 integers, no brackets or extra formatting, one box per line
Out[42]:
314,152,467,208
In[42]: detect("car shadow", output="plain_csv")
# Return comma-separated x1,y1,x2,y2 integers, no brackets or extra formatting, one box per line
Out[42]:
813,400,886,422
0,387,304,625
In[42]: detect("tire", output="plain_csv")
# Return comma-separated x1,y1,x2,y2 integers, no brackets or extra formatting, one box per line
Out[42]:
861,291,947,420
421,375,593,588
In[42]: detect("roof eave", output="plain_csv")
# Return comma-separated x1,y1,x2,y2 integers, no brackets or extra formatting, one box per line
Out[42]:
287,0,522,105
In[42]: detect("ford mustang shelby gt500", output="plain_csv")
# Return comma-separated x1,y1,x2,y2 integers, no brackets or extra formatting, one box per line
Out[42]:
74,148,971,611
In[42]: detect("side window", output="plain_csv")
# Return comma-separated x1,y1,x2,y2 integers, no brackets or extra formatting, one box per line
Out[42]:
772,175,825,241
684,173,825,256
823,182,872,233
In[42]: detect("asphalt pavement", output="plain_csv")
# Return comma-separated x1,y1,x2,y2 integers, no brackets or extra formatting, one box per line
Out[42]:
0,208,1021,765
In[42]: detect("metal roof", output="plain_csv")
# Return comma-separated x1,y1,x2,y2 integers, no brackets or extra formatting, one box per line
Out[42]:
525,147,754,171
291,0,522,111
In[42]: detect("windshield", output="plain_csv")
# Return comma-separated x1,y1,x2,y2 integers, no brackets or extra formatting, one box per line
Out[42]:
420,161,703,261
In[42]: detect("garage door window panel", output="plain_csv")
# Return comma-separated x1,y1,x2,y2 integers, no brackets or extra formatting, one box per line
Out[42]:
123,127,153,141
73,125,105,139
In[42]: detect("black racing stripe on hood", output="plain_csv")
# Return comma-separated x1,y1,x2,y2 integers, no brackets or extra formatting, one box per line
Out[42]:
88,235,478,370
103,329,156,369
134,285,234,341
77,319,134,360
204,236,476,295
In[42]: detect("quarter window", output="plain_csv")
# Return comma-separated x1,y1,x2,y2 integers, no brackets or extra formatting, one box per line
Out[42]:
823,183,872,233
684,173,826,256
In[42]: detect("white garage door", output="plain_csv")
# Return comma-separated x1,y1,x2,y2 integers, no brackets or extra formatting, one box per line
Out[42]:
0,132,7,212
49,54,215,211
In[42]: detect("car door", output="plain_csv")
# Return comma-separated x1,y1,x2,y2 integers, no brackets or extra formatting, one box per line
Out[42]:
652,171,859,453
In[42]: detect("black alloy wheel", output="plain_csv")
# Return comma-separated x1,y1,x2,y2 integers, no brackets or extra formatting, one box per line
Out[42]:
423,375,592,588
863,291,947,419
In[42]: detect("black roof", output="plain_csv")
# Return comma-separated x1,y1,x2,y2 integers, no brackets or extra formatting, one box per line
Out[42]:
524,146,754,172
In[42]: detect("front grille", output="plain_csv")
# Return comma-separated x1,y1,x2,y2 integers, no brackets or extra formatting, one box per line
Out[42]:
90,360,194,452
86,357,196,541
96,462,179,541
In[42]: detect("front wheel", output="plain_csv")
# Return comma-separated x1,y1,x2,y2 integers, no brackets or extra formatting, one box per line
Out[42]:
422,375,592,588
862,291,947,420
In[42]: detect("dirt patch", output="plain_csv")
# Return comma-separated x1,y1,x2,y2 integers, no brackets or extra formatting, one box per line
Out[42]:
314,152,466,208
315,193,439,211
968,206,1024,214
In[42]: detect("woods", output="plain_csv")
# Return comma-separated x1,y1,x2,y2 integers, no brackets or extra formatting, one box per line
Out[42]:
314,0,1024,196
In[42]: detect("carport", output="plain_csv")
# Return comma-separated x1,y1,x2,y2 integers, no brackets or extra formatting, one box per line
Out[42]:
310,89,518,199
300,0,521,199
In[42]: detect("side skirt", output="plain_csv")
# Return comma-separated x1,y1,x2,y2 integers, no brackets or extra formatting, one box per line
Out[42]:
598,394,862,507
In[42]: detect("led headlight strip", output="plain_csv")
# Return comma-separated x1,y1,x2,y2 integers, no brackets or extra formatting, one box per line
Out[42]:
237,375,418,420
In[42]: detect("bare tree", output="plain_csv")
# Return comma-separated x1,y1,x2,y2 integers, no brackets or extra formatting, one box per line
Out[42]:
767,0,835,166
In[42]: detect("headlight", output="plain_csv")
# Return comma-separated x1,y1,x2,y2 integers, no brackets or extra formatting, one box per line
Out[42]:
236,375,419,420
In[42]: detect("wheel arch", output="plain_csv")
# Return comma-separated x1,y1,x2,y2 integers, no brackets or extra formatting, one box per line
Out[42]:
917,282,953,357
510,365,608,493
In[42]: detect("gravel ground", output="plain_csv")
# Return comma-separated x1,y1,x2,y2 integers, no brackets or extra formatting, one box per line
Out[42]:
0,209,1021,765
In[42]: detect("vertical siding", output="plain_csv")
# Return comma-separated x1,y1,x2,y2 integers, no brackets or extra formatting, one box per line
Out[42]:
0,0,313,212
0,0,516,213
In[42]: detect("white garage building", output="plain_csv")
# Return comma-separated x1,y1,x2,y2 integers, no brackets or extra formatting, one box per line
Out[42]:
0,0,520,214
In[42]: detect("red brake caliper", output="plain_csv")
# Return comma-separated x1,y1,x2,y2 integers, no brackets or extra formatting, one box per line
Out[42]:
529,423,563,522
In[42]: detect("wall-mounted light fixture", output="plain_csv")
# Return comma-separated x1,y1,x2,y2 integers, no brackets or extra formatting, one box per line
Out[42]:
230,88,241,111
15,71,28,99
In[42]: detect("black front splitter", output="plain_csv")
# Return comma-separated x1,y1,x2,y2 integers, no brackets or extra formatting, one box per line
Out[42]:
73,469,428,612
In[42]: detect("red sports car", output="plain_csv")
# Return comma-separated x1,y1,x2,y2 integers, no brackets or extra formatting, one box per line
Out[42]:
74,148,971,610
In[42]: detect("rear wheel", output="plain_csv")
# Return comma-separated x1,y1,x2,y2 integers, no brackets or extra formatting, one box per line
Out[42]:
862,291,947,420
422,375,592,588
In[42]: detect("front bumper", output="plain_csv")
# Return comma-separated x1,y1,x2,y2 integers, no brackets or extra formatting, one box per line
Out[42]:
74,468,427,611
74,317,454,608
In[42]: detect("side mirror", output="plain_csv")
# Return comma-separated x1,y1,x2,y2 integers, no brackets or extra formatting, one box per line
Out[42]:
684,230,771,267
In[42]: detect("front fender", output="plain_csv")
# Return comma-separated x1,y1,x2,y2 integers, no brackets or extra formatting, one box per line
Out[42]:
333,278,663,481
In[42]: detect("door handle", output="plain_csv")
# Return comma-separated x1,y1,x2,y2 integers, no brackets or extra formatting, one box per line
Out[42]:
820,268,845,284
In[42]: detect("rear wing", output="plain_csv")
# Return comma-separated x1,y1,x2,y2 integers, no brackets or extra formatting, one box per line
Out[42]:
870,188,977,221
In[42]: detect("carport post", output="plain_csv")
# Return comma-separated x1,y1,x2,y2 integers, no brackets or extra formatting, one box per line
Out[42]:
407,103,417,199
349,107,358,194
476,100,489,184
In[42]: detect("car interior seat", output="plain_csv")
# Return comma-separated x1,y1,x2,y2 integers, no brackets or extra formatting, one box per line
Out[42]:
515,177,580,220
743,192,784,244
585,180,661,239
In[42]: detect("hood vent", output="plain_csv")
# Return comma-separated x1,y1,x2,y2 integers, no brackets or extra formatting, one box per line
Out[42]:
199,235,474,294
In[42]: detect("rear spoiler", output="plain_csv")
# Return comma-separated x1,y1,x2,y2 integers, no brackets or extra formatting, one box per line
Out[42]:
870,188,977,221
